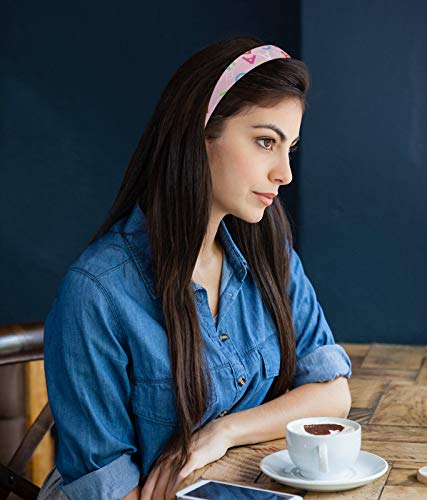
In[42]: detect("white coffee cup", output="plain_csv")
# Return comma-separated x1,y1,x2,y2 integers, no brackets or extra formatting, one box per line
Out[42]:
286,417,361,480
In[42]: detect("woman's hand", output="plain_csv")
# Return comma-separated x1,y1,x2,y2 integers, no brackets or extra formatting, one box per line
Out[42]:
140,418,231,500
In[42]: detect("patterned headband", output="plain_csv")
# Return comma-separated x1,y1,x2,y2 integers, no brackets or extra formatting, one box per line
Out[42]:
204,44,291,128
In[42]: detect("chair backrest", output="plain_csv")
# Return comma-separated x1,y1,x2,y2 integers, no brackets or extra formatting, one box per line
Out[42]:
0,323,54,500
0,323,44,366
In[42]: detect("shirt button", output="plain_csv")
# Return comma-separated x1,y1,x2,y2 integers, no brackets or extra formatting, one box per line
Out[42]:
237,376,246,386
219,410,228,417
219,333,228,341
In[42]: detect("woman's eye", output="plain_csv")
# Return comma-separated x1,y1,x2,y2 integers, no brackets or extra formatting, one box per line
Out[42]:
256,138,300,156
256,138,277,151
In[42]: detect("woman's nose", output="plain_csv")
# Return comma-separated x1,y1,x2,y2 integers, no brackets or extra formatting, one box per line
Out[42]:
271,155,293,185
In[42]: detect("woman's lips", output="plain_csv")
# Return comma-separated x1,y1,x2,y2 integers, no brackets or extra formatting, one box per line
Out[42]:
254,192,274,206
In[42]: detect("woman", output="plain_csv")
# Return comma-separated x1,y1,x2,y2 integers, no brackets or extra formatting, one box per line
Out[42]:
38,36,352,499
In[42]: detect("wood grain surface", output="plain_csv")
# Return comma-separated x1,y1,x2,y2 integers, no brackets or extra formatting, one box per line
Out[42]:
177,342,427,499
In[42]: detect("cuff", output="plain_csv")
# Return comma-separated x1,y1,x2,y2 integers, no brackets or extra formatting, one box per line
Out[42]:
59,453,141,500
292,344,352,388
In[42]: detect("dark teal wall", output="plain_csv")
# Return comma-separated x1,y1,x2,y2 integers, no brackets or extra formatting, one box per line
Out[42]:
2,2,425,344
299,1,427,344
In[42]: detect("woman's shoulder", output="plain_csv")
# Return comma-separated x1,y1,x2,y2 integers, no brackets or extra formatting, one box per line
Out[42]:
65,204,152,284
69,228,132,281
46,217,156,333
44,231,137,358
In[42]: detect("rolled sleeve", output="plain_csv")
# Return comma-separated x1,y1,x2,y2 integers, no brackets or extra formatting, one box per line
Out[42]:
44,268,142,499
288,247,352,388
60,453,140,499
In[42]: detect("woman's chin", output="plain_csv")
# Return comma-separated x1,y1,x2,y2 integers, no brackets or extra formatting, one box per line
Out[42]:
236,209,265,224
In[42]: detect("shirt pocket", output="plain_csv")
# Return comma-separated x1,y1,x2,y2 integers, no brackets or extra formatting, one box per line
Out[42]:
257,334,281,379
130,377,218,427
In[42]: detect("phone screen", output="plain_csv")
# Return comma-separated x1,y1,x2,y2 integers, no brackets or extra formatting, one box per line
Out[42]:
180,481,297,499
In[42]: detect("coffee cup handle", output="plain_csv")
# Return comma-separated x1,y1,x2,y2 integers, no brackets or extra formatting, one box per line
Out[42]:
317,442,328,473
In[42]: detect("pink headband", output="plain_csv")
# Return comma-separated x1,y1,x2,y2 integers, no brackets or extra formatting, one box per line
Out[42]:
204,44,291,128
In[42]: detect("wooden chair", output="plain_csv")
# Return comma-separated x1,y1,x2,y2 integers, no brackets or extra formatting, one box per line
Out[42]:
0,323,54,500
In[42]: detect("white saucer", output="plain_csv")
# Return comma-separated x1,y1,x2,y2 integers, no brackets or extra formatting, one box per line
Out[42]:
260,450,389,492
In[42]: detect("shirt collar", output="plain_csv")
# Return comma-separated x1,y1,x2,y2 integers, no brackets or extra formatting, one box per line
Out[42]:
120,201,248,300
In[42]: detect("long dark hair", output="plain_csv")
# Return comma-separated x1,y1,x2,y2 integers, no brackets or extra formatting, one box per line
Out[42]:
86,35,309,486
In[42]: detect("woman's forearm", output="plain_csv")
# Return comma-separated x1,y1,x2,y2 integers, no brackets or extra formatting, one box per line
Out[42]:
221,376,352,449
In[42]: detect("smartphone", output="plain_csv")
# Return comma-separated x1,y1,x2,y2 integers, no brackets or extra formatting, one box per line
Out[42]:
175,479,303,499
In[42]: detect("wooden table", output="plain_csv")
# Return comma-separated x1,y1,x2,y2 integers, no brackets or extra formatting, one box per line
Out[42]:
179,343,427,499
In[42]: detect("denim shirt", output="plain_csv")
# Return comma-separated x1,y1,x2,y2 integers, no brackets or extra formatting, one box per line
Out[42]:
42,201,352,499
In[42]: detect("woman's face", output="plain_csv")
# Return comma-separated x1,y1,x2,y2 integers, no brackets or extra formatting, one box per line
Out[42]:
205,98,303,223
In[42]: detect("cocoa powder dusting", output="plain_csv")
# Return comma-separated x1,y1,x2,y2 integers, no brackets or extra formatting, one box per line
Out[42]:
303,423,344,435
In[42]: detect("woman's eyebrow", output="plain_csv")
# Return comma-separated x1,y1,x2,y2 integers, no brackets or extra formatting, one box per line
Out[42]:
251,124,299,144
